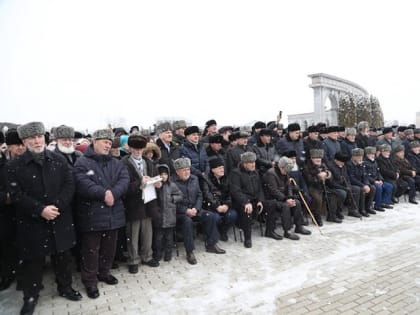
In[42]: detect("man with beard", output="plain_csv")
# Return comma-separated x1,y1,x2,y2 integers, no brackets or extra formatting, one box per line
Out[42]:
74,129,129,299
53,125,82,166
7,122,82,315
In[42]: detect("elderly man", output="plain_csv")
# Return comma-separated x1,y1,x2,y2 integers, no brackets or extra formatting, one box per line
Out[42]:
53,125,82,166
276,123,305,168
155,122,180,174
172,120,187,145
252,128,277,177
179,126,209,179
74,129,129,299
225,131,249,176
7,122,82,315
172,157,225,265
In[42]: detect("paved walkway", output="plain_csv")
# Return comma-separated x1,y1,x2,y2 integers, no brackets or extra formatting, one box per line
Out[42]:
1,203,420,315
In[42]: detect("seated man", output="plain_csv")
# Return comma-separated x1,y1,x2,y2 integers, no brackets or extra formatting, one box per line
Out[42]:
172,157,225,265
200,158,238,241
229,152,278,248
262,157,311,240
392,145,419,204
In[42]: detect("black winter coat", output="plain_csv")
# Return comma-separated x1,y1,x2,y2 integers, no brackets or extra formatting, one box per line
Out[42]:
155,138,181,175
377,155,399,181
0,155,15,240
252,138,277,176
7,150,76,259
225,145,248,175
74,146,129,232
355,133,369,149
364,158,384,184
200,173,232,211
262,167,292,202
276,135,305,167
172,174,203,215
406,151,420,173
346,161,369,187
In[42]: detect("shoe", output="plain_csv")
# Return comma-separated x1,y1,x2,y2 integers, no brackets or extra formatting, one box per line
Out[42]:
336,212,344,220
265,230,283,240
142,259,160,267
98,274,118,285
163,251,172,262
295,226,311,235
374,205,385,212
186,252,197,265
128,264,138,274
360,211,370,217
284,231,299,240
20,296,38,315
206,244,226,254
111,261,119,269
367,208,376,215
409,199,418,204
348,210,362,218
381,204,393,209
327,217,342,223
391,197,399,204
244,239,252,248
58,287,83,301
314,215,323,227
219,230,228,242
86,286,99,299
0,277,14,291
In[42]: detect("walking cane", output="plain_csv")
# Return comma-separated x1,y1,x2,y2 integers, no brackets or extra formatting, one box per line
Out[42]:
289,178,323,235
342,175,362,221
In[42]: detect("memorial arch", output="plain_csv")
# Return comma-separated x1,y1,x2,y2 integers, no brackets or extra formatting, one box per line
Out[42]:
288,73,369,127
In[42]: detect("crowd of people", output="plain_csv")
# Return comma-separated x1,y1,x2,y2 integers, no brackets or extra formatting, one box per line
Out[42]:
1,118,420,315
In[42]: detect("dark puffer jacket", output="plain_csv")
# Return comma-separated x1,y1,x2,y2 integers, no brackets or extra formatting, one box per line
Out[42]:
179,140,209,179
252,137,277,176
200,172,232,211
74,145,129,232
172,173,203,215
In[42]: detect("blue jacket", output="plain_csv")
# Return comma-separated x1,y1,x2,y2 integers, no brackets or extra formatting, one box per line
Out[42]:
172,173,203,215
74,145,129,232
179,140,209,178
346,160,369,187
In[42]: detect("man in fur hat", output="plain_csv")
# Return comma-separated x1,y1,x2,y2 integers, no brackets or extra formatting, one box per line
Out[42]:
179,126,209,179
7,122,82,314
276,123,305,168
54,125,82,166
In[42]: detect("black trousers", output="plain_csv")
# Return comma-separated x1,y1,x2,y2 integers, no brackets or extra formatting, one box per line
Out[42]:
0,238,18,281
152,227,174,260
21,250,73,300
80,229,118,287
237,201,276,241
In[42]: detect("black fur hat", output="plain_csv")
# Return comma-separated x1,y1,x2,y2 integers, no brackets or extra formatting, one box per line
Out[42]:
5,129,23,145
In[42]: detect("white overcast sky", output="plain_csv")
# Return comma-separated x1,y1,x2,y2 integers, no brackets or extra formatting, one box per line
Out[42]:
1,0,419,132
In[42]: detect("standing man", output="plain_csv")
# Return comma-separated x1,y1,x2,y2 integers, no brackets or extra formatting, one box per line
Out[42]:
74,129,129,299
53,125,82,166
7,122,82,315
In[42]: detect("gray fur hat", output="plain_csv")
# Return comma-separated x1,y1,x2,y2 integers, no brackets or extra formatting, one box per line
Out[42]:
345,127,357,136
357,121,369,131
173,157,191,170
393,145,404,153
310,149,324,159
17,121,45,140
172,120,187,130
54,125,75,139
364,146,376,155
380,144,392,152
156,122,172,134
404,128,414,136
352,148,364,156
409,141,420,149
92,129,114,141
240,151,257,163
277,156,294,172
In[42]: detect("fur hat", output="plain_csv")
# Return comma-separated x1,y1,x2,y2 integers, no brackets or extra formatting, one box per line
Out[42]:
228,132,239,142
357,121,369,131
393,145,405,153
92,129,114,141
0,132,4,144
240,151,257,163
364,146,377,155
284,150,297,158
184,126,200,137
127,134,148,149
209,157,224,169
238,131,249,139
307,125,318,133
287,123,300,132
156,122,172,134
17,122,45,140
397,126,407,133
172,120,187,130
277,156,294,172
129,125,140,133
345,127,357,136
404,128,414,136
259,128,273,137
253,121,266,130
208,134,224,144
112,136,121,149
143,142,161,159
54,125,75,139
409,141,420,149
5,129,23,145
205,119,217,129
218,126,233,134
351,148,364,157
173,157,191,170
334,151,350,162
310,149,324,159
382,127,393,135
380,144,392,152
414,128,420,134
327,126,339,133
74,131,84,139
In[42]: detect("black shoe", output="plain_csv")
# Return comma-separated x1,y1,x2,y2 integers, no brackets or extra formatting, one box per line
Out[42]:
206,244,226,254
128,264,138,274
20,296,38,315
219,231,228,242
0,277,14,291
327,217,342,223
163,251,172,262
374,205,385,211
336,212,344,220
295,226,311,235
367,208,376,215
391,197,399,204
314,215,323,227
98,274,118,285
381,204,393,209
409,199,418,204
244,239,252,248
265,230,283,240
142,259,160,267
360,211,370,217
86,286,99,299
111,261,119,269
186,252,197,265
348,210,362,218
284,231,299,240
58,287,83,301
